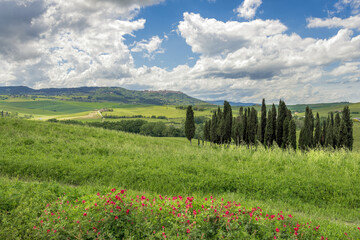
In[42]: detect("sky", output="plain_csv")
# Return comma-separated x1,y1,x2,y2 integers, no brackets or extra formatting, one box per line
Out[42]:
1,0,360,104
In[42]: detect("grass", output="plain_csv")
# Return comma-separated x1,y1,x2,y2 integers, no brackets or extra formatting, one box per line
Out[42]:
1,118,360,239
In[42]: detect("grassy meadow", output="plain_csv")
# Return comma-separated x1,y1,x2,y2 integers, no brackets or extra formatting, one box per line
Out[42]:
1,118,360,239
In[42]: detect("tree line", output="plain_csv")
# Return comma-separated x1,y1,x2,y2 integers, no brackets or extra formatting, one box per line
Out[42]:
47,119,185,138
185,100,354,150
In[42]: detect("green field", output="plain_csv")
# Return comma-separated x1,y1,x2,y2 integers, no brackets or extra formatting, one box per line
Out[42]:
1,118,360,239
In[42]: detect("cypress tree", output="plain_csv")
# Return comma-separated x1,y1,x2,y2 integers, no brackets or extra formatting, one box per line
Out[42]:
248,107,258,145
223,101,233,144
341,106,354,150
325,116,333,148
260,98,267,144
185,105,195,144
276,100,287,148
217,115,226,145
264,109,273,147
271,104,277,145
210,112,217,143
243,108,248,145
203,120,211,142
299,106,314,150
320,120,326,147
289,119,297,150
314,112,321,147
232,117,240,146
334,112,341,148
238,107,244,145
282,116,290,148
330,112,336,148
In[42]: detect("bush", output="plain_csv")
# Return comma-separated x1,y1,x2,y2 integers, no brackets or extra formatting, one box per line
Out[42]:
34,189,334,240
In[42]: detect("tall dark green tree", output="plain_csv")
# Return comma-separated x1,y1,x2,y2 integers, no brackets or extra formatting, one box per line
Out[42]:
247,107,258,145
210,112,217,143
314,112,321,147
282,116,290,148
276,100,287,147
223,101,233,144
320,120,326,147
203,120,211,142
334,112,341,148
243,108,248,145
271,104,277,145
260,98,267,145
325,116,333,148
340,106,354,150
185,105,195,144
289,119,297,150
264,109,274,147
299,106,314,150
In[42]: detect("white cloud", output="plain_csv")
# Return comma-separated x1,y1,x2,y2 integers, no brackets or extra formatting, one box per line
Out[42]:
131,35,165,59
235,0,262,20
0,0,163,88
335,0,360,14
307,15,360,30
329,62,360,76
178,12,286,56
173,12,360,104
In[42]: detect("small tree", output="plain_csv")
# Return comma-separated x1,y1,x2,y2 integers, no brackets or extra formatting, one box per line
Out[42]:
185,105,195,144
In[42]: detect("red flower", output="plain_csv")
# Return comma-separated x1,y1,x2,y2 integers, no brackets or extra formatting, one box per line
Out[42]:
187,229,190,233
33,226,36,230
115,216,118,220
82,200,86,204
83,213,87,217
276,228,279,232
274,237,277,239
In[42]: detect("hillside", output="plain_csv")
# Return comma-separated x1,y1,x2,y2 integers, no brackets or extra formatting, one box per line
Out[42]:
0,86,206,105
1,118,360,239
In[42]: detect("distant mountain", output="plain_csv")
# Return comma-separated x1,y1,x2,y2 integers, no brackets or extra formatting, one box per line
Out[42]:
208,100,257,106
0,86,206,106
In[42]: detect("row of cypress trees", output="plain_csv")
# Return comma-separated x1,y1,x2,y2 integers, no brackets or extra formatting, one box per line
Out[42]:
202,99,297,149
186,100,354,151
299,106,354,150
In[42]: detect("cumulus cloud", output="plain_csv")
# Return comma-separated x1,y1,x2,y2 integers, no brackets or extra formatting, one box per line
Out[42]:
307,15,360,30
131,35,165,59
335,0,360,14
174,12,360,103
178,13,360,80
235,0,262,20
0,0,163,88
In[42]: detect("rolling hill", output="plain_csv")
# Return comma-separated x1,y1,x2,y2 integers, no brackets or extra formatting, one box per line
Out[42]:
0,86,206,106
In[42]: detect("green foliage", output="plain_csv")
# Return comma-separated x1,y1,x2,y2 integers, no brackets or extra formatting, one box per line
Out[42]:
185,105,195,143
260,98,267,145
314,113,321,147
289,119,297,150
276,100,287,148
264,109,274,147
341,106,354,150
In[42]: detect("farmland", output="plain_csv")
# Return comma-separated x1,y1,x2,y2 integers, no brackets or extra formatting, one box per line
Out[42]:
1,118,360,239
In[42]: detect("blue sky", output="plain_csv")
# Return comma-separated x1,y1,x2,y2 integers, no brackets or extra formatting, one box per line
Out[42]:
0,0,360,104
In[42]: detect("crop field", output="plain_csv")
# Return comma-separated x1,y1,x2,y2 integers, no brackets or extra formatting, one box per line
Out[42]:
1,118,360,239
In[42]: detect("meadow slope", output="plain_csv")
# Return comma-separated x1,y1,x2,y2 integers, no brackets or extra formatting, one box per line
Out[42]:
1,118,360,239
